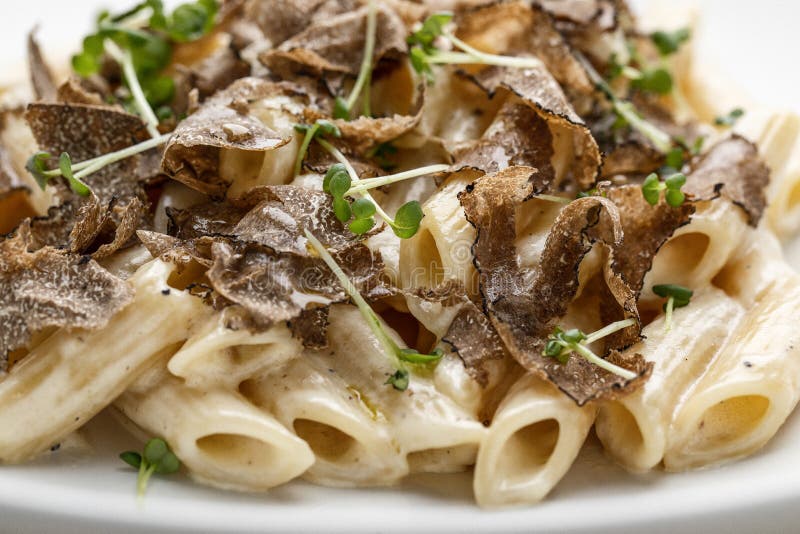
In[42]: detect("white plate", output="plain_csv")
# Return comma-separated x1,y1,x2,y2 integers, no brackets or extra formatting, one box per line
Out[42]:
2,1,800,533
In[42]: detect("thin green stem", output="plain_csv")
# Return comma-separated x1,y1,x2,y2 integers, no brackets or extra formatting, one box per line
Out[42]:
443,31,545,70
572,343,637,380
664,296,674,333
136,462,156,498
584,318,636,344
42,134,170,180
317,138,395,227
104,39,160,138
344,0,377,117
576,51,673,153
345,164,449,194
294,123,320,177
304,229,402,369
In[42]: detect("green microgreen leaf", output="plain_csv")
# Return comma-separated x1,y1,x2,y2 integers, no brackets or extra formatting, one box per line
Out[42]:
391,200,424,238
641,172,663,205
333,97,350,120
324,164,352,198
665,147,685,170
398,347,444,364
385,369,410,391
119,451,142,469
120,437,181,497
652,284,693,308
651,28,691,56
542,320,638,379
631,67,673,95
366,142,398,171
407,13,453,52
351,197,376,219
59,153,92,197
315,119,342,138
348,217,377,235
714,108,745,127
332,197,353,223
642,172,685,207
25,151,53,190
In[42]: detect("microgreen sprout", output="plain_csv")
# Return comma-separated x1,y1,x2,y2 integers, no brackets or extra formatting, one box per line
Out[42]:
407,12,545,83
72,0,218,116
120,437,181,497
334,0,377,119
651,28,691,57
714,108,745,127
577,52,673,153
305,229,443,391
316,138,429,238
543,319,638,380
652,284,692,332
641,172,686,207
25,133,171,196
293,119,342,176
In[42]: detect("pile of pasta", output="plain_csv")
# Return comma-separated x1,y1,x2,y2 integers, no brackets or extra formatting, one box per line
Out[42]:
2,0,800,508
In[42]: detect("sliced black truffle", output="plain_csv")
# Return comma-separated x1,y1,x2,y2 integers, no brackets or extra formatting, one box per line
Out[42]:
0,225,133,368
161,78,299,197
685,135,770,226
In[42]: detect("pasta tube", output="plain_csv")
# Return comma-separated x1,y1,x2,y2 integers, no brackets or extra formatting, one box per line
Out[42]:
474,374,595,507
0,260,211,462
116,372,314,491
595,287,744,472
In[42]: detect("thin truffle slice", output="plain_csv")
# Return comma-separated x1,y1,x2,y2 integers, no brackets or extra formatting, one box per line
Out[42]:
25,102,150,203
454,1,596,113
452,99,555,177
162,78,299,197
27,30,57,102
459,167,650,404
289,306,330,348
442,298,507,387
459,66,601,189
0,225,133,368
685,135,770,226
260,5,407,79
244,0,360,46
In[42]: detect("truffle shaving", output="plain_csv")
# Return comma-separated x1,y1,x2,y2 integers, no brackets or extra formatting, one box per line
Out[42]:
684,135,770,226
0,225,133,368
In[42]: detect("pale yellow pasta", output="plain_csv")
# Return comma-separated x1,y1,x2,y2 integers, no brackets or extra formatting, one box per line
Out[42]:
116,368,314,491
474,374,595,507
595,287,744,472
0,260,211,462
664,274,800,470
241,305,486,485
167,311,301,390
219,93,305,198
643,200,749,297
399,171,479,292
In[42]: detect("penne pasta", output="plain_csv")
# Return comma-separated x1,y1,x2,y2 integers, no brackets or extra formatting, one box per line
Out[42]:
116,369,314,491
0,260,211,462
474,374,595,507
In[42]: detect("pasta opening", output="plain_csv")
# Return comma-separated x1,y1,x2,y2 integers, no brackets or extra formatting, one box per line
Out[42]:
409,228,445,288
293,419,357,462
596,402,644,458
376,307,437,354
710,263,742,299
690,395,771,451
786,180,800,211
495,419,560,484
0,190,37,234
654,233,710,280
166,261,208,291
195,433,278,470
